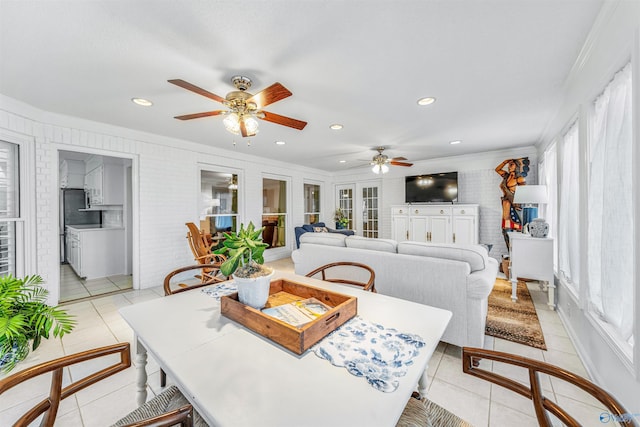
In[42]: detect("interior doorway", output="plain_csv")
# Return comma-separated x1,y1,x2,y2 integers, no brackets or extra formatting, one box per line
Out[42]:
58,150,133,302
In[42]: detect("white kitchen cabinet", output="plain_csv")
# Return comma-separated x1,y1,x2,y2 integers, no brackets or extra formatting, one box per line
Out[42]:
60,159,85,188
391,204,479,244
85,161,124,206
66,226,125,280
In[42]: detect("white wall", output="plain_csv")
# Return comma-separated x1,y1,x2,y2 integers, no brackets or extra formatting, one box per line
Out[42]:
334,146,538,260
0,94,332,303
538,0,640,411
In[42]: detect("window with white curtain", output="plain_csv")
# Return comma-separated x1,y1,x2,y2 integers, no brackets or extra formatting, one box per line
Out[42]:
558,122,580,293
588,63,634,353
0,141,20,275
539,142,558,271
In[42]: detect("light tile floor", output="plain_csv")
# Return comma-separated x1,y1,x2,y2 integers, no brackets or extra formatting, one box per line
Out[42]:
1,259,605,426
60,264,133,302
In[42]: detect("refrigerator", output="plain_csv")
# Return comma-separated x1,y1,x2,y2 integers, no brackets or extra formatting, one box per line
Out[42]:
59,189,101,263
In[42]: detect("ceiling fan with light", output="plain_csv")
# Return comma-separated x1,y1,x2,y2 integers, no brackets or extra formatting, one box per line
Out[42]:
168,76,307,137
370,147,413,174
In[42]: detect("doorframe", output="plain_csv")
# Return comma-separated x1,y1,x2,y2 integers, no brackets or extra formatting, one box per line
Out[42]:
52,145,139,303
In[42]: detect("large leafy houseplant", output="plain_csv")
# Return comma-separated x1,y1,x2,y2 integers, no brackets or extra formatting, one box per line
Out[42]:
214,222,273,278
0,274,76,372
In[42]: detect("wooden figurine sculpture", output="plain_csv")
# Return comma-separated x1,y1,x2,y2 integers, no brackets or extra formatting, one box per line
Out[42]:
495,157,529,249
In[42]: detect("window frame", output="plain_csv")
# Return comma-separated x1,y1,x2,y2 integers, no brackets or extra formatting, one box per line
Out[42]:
0,129,35,277
303,181,322,225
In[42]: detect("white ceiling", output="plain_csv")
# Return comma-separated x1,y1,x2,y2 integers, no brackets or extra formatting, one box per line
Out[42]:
0,0,602,172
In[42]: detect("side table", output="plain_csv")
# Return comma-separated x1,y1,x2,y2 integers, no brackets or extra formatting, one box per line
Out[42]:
507,232,555,310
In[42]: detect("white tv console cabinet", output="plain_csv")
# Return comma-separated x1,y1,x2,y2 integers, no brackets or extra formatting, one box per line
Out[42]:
391,204,479,245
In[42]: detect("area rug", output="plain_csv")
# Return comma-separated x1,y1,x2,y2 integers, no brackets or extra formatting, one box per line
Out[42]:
485,278,547,350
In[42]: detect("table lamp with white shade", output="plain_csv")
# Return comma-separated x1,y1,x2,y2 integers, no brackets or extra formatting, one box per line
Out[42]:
513,185,548,234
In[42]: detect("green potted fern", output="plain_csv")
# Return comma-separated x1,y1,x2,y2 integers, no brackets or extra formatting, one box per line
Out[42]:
214,222,274,308
0,274,76,372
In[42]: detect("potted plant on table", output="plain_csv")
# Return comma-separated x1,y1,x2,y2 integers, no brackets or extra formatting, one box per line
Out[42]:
214,222,274,309
334,208,349,230
0,274,76,373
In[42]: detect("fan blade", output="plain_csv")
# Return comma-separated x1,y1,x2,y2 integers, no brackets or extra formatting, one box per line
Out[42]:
391,156,408,161
390,161,413,167
260,111,307,130
240,119,248,137
174,110,226,120
168,79,227,104
246,83,292,108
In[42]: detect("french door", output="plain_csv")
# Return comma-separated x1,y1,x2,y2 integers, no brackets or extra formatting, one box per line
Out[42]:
335,182,381,236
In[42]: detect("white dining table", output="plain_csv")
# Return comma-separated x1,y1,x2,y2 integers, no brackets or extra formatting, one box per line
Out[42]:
119,270,452,427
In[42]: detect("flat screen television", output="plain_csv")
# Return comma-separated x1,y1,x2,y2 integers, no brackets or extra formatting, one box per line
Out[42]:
405,172,458,203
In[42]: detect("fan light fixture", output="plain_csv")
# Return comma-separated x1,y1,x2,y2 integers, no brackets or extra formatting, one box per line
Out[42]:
223,113,259,136
372,163,389,174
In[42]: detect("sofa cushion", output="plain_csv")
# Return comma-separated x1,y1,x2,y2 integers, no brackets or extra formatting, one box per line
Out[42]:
300,232,347,247
345,236,398,253
397,242,488,272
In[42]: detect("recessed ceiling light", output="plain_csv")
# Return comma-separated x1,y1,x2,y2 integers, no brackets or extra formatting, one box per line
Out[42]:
275,141,286,145
417,97,436,106
330,124,343,130
339,160,346,163
449,140,462,145
131,98,153,107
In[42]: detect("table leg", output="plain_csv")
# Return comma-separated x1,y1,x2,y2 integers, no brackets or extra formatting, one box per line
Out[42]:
135,337,148,406
510,277,518,302
546,279,556,310
418,366,429,396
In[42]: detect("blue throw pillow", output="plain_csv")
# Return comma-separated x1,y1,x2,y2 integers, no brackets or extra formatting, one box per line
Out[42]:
302,224,314,232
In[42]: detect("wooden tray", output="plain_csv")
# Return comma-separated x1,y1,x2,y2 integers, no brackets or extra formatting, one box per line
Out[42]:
220,278,357,354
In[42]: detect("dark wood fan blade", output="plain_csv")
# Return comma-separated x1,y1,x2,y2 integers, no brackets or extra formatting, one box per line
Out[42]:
390,161,413,167
174,111,226,120
240,119,248,137
391,156,408,161
260,111,307,130
246,83,292,108
168,79,227,104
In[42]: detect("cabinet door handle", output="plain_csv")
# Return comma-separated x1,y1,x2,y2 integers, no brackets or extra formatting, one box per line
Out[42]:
461,210,465,214
406,230,409,240
399,209,403,214
453,233,456,243
440,209,444,214
415,209,419,214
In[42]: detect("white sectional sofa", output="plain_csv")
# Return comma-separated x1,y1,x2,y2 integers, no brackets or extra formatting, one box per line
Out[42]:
291,233,499,348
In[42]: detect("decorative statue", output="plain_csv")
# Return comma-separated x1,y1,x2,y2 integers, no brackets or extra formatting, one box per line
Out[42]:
495,157,529,249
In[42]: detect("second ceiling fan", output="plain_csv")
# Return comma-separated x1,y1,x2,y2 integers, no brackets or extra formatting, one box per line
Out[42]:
169,76,307,137
370,147,413,174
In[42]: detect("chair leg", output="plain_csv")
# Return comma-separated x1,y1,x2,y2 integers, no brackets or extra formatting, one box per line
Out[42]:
160,368,167,387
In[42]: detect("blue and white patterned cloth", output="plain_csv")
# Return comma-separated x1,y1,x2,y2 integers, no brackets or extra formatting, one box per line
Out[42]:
201,281,237,301
312,316,425,393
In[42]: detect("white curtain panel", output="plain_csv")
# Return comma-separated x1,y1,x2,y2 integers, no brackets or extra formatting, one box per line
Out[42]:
559,122,580,290
588,63,633,344
539,143,558,271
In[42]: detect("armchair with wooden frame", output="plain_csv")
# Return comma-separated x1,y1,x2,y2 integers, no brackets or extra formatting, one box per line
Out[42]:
0,343,200,426
185,222,227,284
462,347,637,426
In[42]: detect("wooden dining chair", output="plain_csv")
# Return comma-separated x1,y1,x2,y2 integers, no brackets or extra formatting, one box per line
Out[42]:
462,347,636,426
305,261,376,292
0,343,196,427
185,222,227,284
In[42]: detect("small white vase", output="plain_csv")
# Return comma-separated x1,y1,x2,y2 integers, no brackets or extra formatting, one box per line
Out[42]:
233,271,275,309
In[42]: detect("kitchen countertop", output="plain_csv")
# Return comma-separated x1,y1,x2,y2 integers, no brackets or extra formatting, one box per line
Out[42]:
66,224,125,231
